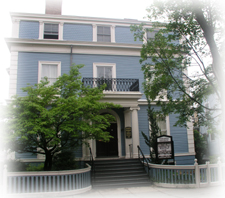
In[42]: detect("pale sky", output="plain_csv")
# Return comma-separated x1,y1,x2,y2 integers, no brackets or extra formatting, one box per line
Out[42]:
0,0,153,103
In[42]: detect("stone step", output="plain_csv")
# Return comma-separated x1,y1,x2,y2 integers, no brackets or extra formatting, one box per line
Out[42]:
91,158,151,189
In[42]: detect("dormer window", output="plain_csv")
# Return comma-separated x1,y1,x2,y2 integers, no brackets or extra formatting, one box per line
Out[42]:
97,26,111,42
44,23,58,39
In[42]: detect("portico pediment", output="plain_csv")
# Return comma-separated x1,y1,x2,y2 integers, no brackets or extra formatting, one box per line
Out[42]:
100,91,143,107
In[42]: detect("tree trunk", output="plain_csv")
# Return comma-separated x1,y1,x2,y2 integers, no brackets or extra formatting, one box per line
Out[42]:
44,151,53,171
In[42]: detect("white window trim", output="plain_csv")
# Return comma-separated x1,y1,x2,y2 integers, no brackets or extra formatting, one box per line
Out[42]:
38,61,61,83
93,25,115,42
39,22,63,40
166,116,170,136
210,133,216,141
93,62,116,78
143,27,159,44
149,115,170,136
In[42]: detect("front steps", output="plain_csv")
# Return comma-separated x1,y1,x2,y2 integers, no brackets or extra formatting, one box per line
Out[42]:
91,158,151,189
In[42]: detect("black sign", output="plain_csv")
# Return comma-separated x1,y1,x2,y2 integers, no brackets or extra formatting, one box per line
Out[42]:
156,135,174,160
125,127,132,138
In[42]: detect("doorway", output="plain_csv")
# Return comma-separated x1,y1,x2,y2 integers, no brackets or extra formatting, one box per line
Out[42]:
96,123,118,157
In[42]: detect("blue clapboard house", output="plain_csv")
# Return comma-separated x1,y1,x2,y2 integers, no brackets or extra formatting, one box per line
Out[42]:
5,2,195,166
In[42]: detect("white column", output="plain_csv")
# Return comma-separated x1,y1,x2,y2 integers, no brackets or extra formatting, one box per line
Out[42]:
82,139,94,161
39,21,44,39
111,25,115,43
59,22,64,40
12,19,20,38
187,121,195,154
124,109,132,158
9,51,18,99
130,106,140,158
93,24,97,42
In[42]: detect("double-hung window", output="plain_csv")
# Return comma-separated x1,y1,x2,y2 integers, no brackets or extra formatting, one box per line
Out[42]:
149,115,170,136
97,26,111,42
44,23,59,39
93,63,116,91
38,61,61,85
97,66,112,79
157,116,167,135
147,31,157,40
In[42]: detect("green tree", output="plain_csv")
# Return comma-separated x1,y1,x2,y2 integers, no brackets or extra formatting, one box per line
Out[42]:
194,129,207,164
141,99,162,164
131,0,224,130
5,65,119,171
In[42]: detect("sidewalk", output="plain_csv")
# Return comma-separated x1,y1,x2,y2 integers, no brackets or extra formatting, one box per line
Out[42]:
3,185,225,198
73,185,225,198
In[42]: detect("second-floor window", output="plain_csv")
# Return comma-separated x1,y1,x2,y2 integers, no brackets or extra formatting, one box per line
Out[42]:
38,61,61,85
97,26,111,42
44,23,59,39
97,66,112,78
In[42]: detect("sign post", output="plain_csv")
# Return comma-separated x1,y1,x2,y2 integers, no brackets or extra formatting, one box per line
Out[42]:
156,135,174,163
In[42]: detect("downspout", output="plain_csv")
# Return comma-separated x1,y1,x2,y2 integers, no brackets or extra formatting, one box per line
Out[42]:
70,45,73,66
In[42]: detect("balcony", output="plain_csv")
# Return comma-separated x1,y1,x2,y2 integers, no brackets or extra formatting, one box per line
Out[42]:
82,78,139,92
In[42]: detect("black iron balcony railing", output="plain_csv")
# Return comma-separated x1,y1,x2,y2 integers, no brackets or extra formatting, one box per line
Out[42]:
82,78,139,92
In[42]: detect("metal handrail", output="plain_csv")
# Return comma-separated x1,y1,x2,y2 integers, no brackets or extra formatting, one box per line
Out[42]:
89,147,95,177
82,77,139,92
129,144,133,158
137,145,150,176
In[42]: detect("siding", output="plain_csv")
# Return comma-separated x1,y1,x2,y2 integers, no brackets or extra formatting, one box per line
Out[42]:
63,23,92,41
19,21,39,39
138,105,149,155
169,113,189,153
15,152,37,159
17,53,145,98
17,52,71,96
138,105,189,156
175,155,195,165
115,26,142,44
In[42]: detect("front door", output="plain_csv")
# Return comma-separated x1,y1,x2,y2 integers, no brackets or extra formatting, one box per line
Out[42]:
96,123,118,157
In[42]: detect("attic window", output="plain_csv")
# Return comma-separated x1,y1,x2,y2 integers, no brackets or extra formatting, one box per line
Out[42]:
97,26,111,42
147,31,157,39
44,23,58,39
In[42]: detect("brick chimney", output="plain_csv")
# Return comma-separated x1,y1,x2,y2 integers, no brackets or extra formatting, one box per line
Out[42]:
45,0,62,15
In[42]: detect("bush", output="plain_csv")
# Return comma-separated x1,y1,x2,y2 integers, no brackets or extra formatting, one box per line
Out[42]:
26,163,44,171
194,130,208,164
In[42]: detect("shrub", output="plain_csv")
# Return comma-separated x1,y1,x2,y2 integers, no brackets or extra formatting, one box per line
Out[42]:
26,163,44,171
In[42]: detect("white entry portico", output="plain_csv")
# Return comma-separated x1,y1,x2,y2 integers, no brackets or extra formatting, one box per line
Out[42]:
82,91,142,160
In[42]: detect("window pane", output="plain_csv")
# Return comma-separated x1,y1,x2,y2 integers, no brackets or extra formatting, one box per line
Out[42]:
97,26,103,34
41,64,58,85
97,66,112,78
44,23,58,39
97,26,111,42
102,35,111,42
97,67,104,78
103,27,110,35
44,24,58,34
105,67,112,78
97,35,103,42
